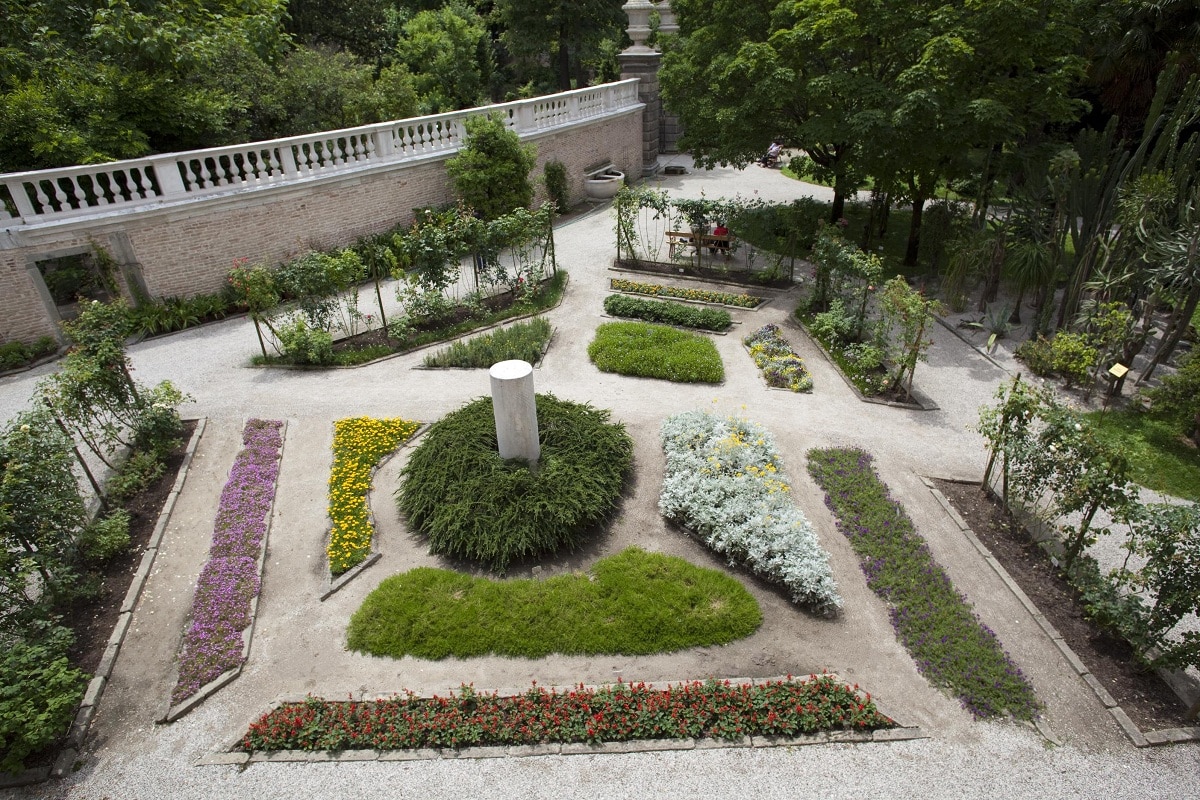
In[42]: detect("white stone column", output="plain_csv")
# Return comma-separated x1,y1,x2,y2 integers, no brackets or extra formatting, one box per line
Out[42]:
490,360,540,465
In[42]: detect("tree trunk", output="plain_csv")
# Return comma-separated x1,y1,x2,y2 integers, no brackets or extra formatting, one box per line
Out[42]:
979,229,1007,311
830,189,846,223
1138,283,1200,385
556,40,571,91
904,192,926,267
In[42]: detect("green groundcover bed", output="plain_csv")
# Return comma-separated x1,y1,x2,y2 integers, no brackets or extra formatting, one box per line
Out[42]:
588,321,724,383
346,548,762,659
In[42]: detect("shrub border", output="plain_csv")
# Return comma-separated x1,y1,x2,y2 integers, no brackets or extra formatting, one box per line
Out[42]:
924,477,1200,747
202,674,924,765
0,419,210,786
793,318,938,410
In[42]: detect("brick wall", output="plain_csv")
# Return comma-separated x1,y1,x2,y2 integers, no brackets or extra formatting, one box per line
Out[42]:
0,109,642,345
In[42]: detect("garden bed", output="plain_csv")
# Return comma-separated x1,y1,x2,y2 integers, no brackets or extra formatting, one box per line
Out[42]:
614,258,792,289
63,421,197,673
934,479,1193,730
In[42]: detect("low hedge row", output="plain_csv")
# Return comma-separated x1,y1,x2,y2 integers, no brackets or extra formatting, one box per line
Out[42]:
603,294,732,332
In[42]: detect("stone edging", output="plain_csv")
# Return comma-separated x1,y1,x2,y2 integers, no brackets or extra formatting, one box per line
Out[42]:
321,422,431,601
932,315,1010,372
921,477,1200,748
19,418,210,783
607,274,773,311
786,318,938,411
161,419,288,724
198,673,925,766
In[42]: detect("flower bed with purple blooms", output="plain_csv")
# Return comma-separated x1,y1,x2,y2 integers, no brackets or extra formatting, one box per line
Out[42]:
743,324,814,392
171,418,283,706
239,675,894,752
807,447,1040,720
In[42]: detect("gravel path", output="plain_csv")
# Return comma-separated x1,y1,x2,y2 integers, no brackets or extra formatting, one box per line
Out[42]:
0,156,1196,799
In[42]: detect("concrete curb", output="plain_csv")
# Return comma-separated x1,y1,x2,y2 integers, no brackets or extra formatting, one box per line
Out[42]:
320,422,429,601
199,673,926,766
161,419,287,724
923,477,1200,749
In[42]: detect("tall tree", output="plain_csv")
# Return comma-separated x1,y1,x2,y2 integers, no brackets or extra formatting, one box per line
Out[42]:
662,0,1087,260
492,0,626,91
395,1,493,112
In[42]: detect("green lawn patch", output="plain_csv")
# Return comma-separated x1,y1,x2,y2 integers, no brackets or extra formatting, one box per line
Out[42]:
240,674,895,752
346,547,762,659
588,321,724,383
397,394,632,573
423,316,552,368
807,447,1040,720
1084,408,1200,501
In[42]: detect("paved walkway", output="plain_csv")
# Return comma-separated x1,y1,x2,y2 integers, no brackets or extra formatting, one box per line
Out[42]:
1,157,1196,799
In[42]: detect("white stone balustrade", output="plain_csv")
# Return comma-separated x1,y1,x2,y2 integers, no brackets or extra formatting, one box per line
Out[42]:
0,79,641,226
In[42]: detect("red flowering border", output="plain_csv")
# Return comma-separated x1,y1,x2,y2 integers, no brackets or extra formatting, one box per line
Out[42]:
240,675,894,752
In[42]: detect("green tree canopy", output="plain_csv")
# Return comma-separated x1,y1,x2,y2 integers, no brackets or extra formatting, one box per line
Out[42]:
661,0,1088,258
395,1,493,113
493,0,627,91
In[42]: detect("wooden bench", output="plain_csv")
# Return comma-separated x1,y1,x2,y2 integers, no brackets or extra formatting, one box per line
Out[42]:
666,230,735,260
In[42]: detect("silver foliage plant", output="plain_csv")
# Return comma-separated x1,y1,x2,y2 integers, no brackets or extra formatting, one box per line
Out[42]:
659,411,842,615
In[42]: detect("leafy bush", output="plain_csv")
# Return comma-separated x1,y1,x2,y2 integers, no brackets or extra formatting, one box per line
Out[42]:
588,322,724,383
106,451,165,504
423,317,553,368
1015,332,1098,387
807,299,855,344
659,411,841,614
79,509,131,564
602,294,732,332
347,548,762,659
327,417,421,575
742,324,814,392
446,113,536,220
240,675,894,752
1142,348,1200,443
609,278,763,309
0,626,87,774
397,394,632,572
0,337,57,370
807,447,1040,720
543,160,569,214
1015,335,1055,376
275,316,334,365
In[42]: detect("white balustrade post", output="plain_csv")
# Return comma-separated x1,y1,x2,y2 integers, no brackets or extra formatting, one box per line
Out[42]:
490,360,540,466
149,156,187,198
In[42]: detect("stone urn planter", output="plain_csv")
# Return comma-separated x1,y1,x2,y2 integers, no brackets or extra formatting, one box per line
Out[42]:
584,166,625,200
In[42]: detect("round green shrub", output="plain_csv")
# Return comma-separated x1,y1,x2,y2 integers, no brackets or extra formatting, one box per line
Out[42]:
397,394,633,572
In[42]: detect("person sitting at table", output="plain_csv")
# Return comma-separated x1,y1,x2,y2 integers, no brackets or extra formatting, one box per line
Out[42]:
709,221,730,255
759,141,783,167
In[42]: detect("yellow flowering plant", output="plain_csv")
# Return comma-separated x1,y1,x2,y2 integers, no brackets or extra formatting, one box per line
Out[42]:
328,417,420,575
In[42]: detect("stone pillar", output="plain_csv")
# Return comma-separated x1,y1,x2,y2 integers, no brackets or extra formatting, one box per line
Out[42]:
654,1,683,153
618,47,662,177
490,360,540,465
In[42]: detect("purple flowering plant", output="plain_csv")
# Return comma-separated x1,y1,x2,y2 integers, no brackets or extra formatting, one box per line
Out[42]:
171,419,283,705
807,447,1040,720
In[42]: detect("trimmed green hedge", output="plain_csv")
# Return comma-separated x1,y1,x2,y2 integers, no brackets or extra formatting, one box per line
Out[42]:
588,321,724,383
603,294,732,332
397,394,632,572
